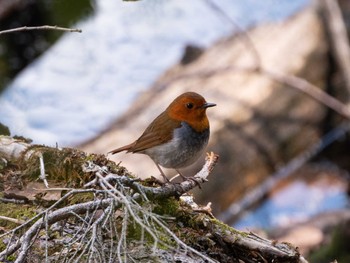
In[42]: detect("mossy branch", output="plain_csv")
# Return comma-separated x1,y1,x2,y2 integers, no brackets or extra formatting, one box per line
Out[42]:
0,136,306,262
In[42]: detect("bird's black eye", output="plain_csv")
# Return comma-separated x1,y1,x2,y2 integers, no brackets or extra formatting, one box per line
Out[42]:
186,103,194,109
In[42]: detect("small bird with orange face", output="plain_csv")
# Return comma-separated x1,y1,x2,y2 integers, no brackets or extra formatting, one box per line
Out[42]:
109,92,216,182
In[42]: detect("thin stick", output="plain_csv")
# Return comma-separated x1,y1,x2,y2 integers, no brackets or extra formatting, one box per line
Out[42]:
0,25,82,36
38,153,49,188
261,68,350,119
0,216,24,225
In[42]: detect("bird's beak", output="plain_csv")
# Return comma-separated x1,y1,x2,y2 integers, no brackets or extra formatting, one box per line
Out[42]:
202,102,216,108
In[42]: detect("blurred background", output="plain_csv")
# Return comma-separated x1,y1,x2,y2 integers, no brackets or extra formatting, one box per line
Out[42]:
0,0,350,261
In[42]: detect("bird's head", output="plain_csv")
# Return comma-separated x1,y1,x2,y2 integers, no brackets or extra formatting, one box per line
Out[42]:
166,92,216,132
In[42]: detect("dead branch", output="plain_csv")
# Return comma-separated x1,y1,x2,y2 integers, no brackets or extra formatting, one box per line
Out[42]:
83,152,219,199
95,174,218,263
0,216,24,225
260,67,350,118
0,25,82,36
38,152,49,188
0,189,99,240
1,198,115,262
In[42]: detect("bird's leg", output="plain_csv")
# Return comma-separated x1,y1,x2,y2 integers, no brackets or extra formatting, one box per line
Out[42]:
155,163,170,183
175,169,187,181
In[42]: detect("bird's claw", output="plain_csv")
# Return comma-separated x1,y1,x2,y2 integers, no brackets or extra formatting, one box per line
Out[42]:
182,176,202,189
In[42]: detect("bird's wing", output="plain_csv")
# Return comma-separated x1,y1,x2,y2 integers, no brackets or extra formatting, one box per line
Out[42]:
109,111,182,155
128,111,181,153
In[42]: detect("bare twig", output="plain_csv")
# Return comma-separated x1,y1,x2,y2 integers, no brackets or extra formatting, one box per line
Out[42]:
93,171,218,262
0,189,99,240
9,198,116,263
38,152,49,188
84,152,220,199
32,187,74,191
261,68,350,118
96,172,219,263
0,197,27,204
0,216,24,225
0,25,82,36
44,212,49,263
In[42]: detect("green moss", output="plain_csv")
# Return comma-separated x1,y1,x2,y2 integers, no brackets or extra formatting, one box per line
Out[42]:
12,135,33,144
2,138,133,191
126,217,159,245
44,0,93,29
0,240,6,251
0,240,16,261
0,123,10,136
0,156,7,171
125,198,182,248
210,217,244,235
152,197,180,216
4,255,16,262
67,192,95,204
19,146,92,187
0,202,37,229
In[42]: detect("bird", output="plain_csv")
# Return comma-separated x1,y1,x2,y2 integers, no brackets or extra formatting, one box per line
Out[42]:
109,92,216,182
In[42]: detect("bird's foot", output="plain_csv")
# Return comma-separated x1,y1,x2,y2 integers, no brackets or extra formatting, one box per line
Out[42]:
187,177,202,189
176,170,202,189
180,174,202,189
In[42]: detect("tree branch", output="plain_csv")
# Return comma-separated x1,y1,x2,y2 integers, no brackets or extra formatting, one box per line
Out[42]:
260,68,350,118
84,152,219,199
4,198,115,262
0,25,82,36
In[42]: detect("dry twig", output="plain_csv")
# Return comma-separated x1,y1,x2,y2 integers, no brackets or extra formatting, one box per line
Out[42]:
0,216,24,225
0,25,82,36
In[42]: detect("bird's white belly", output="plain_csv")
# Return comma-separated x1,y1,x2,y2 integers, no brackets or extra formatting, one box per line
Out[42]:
144,122,209,169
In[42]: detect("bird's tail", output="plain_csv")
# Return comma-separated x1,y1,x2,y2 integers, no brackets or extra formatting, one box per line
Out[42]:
108,142,134,155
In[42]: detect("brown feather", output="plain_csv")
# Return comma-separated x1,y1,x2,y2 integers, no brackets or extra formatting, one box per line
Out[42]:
109,111,182,154
108,142,135,154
